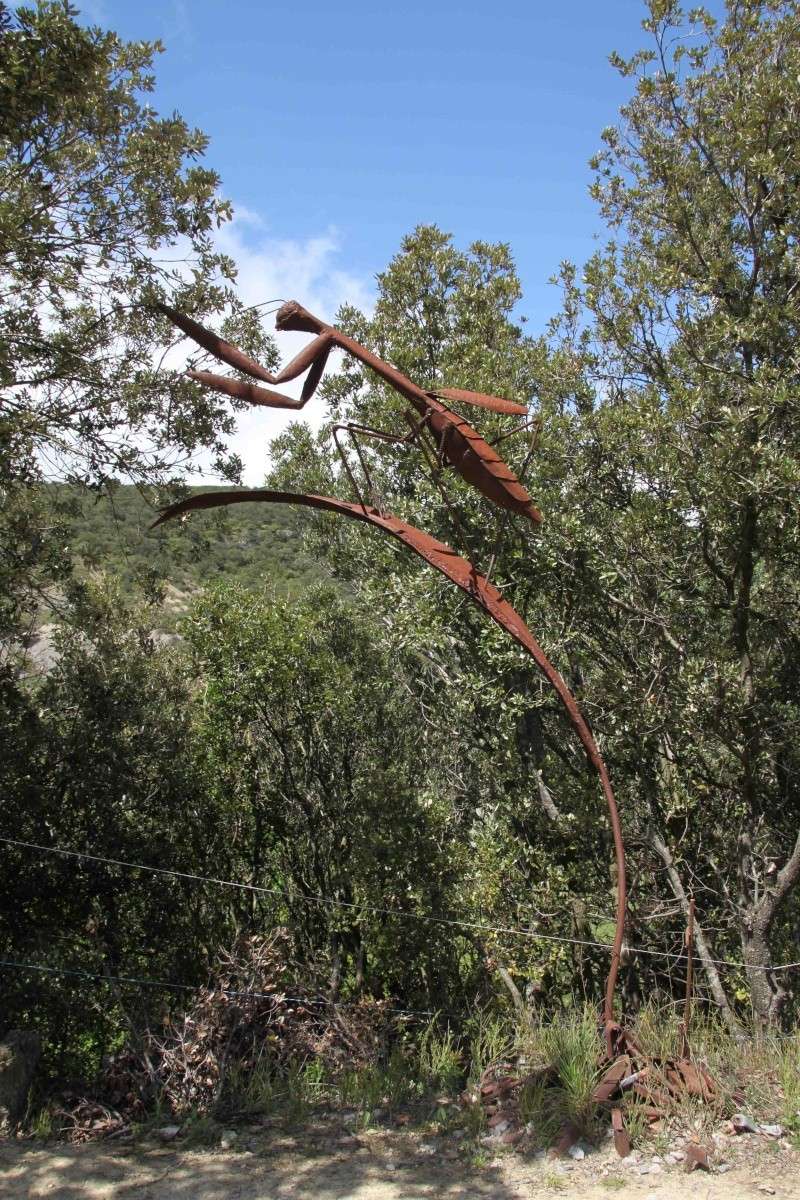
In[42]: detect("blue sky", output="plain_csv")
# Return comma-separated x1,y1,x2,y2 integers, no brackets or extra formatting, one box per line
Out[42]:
79,1,671,478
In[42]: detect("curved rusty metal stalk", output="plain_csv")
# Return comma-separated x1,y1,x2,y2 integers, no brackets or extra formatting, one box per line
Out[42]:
152,488,627,1036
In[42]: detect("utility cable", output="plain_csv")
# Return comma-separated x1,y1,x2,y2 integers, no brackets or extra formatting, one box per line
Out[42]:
4,834,799,974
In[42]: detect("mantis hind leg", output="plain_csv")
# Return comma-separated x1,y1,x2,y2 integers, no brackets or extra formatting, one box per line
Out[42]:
331,421,413,516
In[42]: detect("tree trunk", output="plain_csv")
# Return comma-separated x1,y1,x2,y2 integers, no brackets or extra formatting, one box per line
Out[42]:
648,828,744,1039
740,826,800,1029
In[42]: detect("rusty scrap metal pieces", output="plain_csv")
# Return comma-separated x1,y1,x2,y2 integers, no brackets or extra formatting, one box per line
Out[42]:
611,1107,631,1158
666,1059,716,1101
551,1120,583,1158
591,1037,721,1158
593,1056,631,1104
158,298,542,526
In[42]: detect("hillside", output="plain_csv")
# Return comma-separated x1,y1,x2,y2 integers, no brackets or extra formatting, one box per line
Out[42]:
51,483,327,604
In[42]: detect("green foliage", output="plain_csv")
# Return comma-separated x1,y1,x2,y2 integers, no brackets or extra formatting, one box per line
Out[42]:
49,482,325,612
538,1006,602,1135
417,1021,462,1093
543,0,800,1025
183,581,471,1008
0,0,278,641
0,579,232,1074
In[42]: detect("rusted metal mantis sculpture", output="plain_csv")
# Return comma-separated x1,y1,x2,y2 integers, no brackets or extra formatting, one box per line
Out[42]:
157,300,542,528
156,299,630,1070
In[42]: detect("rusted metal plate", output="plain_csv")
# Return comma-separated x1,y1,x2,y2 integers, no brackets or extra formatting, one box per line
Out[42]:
550,1120,582,1158
593,1056,631,1104
666,1060,716,1100
611,1107,631,1158
428,386,528,417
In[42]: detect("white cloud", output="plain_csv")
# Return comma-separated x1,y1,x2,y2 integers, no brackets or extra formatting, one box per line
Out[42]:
197,214,374,484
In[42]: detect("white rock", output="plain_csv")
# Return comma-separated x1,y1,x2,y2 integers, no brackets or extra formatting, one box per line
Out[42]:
717,1162,734,1174
759,1124,783,1138
220,1130,238,1151
418,1141,437,1156
157,1125,180,1142
567,1144,585,1160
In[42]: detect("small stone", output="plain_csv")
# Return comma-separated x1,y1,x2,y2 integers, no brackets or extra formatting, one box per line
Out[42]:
418,1141,437,1156
220,1130,238,1150
684,1143,710,1173
759,1124,783,1138
757,1186,776,1196
567,1144,585,1160
637,1164,653,1176
665,1151,684,1165
158,1125,180,1141
717,1162,734,1174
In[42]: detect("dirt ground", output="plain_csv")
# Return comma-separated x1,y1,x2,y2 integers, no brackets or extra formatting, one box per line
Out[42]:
2,1121,799,1200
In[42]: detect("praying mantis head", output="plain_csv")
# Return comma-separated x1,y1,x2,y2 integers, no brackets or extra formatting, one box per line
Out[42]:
275,299,325,335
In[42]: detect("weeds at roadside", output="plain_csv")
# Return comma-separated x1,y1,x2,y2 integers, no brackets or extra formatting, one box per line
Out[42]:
180,1113,223,1148
538,1005,602,1138
464,1008,513,1084
27,1104,55,1141
417,1019,462,1093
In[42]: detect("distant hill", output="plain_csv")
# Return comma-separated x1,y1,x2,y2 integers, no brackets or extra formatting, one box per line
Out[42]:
51,483,327,609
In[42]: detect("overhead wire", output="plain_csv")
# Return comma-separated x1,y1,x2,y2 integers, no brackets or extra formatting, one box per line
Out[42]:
3,834,799,974
0,957,443,1019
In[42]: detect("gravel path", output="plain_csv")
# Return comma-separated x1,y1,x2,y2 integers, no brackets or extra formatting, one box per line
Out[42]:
2,1130,798,1200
